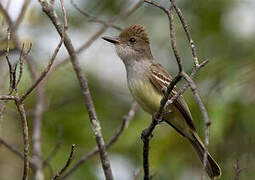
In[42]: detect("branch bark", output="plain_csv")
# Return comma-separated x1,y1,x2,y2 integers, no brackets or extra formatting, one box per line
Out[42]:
53,144,76,180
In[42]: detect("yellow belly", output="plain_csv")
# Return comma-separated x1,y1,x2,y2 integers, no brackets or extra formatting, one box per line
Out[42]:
128,78,192,136
128,79,162,114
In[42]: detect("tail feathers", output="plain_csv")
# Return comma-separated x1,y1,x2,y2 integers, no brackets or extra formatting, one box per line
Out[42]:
189,132,221,179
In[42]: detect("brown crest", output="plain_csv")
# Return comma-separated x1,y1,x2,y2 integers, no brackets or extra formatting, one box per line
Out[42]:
119,24,150,44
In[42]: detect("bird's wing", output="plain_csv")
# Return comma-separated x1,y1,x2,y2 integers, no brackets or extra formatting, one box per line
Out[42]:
149,63,196,131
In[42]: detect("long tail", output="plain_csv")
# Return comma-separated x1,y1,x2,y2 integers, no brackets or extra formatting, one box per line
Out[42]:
188,132,221,179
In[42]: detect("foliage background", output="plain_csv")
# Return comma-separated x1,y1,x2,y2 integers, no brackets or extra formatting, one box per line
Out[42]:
0,0,254,179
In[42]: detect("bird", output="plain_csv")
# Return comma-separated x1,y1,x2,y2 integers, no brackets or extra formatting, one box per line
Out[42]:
102,24,221,179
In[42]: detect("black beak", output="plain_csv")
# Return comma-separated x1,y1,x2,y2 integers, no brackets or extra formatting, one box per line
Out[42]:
102,36,119,44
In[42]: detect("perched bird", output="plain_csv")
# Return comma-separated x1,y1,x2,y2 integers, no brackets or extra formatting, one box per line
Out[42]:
102,24,221,179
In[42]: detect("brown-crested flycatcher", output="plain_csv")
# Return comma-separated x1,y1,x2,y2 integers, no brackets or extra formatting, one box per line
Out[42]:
102,24,221,179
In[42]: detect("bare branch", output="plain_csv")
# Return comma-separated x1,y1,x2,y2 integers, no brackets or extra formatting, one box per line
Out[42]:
170,0,199,67
38,1,114,179
0,95,16,100
53,144,76,180
61,102,137,179
5,28,17,92
15,100,30,180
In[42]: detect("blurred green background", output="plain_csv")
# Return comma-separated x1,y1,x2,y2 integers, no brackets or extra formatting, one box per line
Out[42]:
0,0,255,179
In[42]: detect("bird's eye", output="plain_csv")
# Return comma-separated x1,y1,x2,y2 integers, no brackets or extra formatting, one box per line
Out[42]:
129,37,136,43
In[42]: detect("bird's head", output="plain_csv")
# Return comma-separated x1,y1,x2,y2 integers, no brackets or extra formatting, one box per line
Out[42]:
103,24,152,64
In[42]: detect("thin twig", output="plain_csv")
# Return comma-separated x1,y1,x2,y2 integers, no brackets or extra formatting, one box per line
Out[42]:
20,30,65,102
168,6,183,72
15,44,25,88
52,144,76,180
181,72,211,180
165,60,209,109
16,43,32,89
60,102,137,179
0,137,36,170
15,100,29,180
70,0,122,31
170,0,199,67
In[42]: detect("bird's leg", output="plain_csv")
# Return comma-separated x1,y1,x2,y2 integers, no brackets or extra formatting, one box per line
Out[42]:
141,128,153,142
